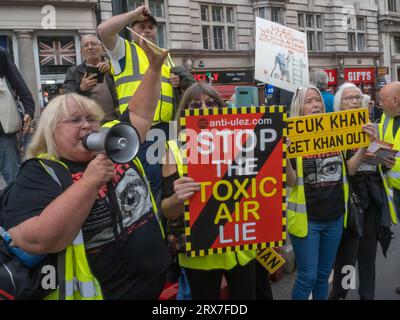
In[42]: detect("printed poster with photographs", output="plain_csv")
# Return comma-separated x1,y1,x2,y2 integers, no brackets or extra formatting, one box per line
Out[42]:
255,17,309,93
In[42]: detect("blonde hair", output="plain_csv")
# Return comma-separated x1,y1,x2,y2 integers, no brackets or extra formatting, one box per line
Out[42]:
26,93,104,160
289,85,325,117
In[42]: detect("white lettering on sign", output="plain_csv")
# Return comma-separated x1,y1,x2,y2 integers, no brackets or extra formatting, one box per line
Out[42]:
346,71,374,83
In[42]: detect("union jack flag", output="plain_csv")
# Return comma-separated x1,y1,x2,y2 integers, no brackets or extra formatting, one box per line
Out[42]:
39,39,76,65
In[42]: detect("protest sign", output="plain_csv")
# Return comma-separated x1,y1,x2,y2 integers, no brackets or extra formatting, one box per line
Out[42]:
256,247,286,274
255,17,309,93
286,109,370,158
180,106,287,257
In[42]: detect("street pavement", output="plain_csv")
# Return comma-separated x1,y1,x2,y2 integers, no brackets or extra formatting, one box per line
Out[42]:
271,223,400,300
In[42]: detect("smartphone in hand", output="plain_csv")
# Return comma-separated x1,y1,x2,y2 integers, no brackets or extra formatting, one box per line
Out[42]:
86,66,104,83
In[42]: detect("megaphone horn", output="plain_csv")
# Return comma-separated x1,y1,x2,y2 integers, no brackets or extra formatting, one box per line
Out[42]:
82,123,141,163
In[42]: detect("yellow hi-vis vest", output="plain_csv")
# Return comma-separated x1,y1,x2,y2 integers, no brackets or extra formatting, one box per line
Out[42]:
379,113,400,190
378,114,399,224
166,140,255,271
35,156,103,300
112,39,174,124
287,156,349,238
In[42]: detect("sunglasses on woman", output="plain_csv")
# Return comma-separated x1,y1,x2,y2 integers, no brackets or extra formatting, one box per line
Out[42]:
188,98,218,109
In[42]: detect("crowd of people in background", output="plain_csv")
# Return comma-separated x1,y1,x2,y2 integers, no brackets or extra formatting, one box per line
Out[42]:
0,5,399,301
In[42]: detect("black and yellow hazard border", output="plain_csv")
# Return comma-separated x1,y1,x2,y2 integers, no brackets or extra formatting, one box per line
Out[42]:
179,106,287,257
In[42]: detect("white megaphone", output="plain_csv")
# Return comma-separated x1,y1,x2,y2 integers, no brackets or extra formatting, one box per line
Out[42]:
82,123,140,163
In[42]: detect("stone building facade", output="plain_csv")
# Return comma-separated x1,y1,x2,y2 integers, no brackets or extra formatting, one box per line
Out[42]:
377,0,400,82
0,0,393,109
0,0,99,112
108,0,382,99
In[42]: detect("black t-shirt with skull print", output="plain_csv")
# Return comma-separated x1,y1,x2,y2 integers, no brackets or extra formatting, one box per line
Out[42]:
3,158,171,300
291,152,345,221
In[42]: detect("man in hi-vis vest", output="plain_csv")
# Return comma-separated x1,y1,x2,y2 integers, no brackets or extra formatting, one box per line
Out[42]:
98,5,194,201
377,82,400,295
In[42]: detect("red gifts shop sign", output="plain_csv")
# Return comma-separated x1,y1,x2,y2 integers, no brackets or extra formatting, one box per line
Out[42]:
344,68,376,84
324,69,337,86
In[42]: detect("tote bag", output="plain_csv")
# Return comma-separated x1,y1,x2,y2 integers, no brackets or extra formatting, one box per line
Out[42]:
0,77,22,134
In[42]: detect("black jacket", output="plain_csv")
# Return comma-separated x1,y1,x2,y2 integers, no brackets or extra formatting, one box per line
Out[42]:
63,62,118,108
0,47,35,134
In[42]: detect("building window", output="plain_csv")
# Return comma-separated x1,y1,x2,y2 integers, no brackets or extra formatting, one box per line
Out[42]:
298,13,304,28
298,13,324,52
256,7,267,19
348,33,356,51
202,26,210,49
201,5,208,21
393,36,400,53
347,16,366,52
388,0,398,12
226,7,234,23
201,5,236,50
228,27,235,49
271,7,284,24
255,6,284,24
213,26,224,49
307,31,315,51
212,6,223,22
127,0,168,48
306,14,314,28
38,36,76,75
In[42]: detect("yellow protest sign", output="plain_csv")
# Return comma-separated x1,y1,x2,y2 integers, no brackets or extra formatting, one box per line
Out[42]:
286,109,370,158
256,247,286,274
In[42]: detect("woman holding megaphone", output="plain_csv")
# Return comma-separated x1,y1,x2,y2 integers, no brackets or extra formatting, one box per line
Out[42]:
1,38,171,300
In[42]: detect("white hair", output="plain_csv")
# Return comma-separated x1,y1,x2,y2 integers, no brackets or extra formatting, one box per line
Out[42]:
333,82,362,111
362,94,371,108
309,69,329,91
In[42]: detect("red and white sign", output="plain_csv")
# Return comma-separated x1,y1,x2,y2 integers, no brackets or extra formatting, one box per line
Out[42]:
344,68,376,85
324,69,337,86
181,107,286,256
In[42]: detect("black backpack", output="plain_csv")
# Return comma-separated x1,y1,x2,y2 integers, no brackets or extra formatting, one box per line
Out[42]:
0,159,72,300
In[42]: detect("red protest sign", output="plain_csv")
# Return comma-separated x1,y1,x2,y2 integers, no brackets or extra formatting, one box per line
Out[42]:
180,106,286,257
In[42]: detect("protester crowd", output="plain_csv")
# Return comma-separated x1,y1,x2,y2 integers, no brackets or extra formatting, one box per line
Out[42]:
0,5,399,301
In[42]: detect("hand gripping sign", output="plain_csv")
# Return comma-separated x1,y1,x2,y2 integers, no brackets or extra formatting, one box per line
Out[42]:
179,106,287,257
286,109,370,158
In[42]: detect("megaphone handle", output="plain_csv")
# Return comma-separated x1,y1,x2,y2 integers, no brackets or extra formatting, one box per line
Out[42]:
107,181,123,237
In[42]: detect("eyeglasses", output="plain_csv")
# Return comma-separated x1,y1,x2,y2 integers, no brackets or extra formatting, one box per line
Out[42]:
188,99,218,109
343,95,363,102
60,115,99,127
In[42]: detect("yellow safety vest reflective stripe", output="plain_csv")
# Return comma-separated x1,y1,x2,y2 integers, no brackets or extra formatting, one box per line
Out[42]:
378,114,399,224
287,156,349,238
112,39,174,124
38,128,164,299
37,156,103,300
379,114,400,189
166,140,256,271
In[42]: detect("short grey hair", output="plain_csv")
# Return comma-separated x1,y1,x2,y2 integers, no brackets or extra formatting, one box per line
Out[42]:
80,34,102,47
333,82,362,111
309,69,329,91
